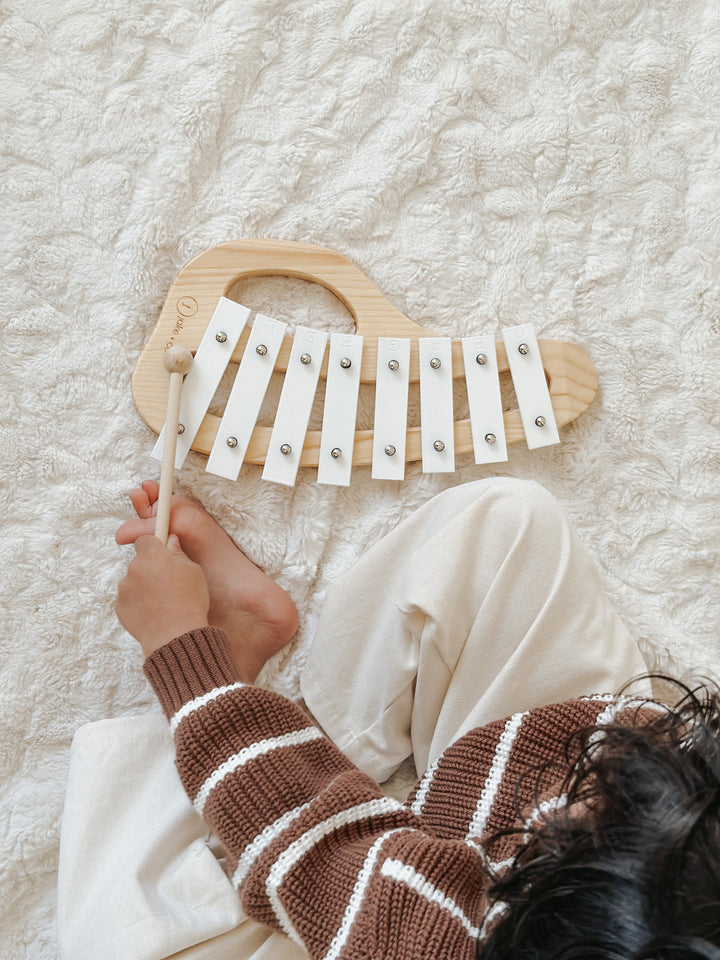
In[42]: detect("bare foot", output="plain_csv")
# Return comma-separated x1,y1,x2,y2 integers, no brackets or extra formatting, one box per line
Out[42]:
116,481,299,682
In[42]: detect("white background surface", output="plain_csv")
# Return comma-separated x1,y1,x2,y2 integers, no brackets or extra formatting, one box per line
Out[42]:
2,1,719,955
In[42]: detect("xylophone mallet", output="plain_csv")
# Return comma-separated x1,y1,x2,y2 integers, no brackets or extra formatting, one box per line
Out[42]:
155,346,193,545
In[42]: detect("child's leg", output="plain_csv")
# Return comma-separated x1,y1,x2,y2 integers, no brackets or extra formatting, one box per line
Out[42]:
63,477,643,959
301,477,650,783
58,716,308,960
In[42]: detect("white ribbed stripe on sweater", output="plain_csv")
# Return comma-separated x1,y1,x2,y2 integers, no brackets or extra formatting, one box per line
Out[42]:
193,726,324,816
231,801,313,890
410,757,440,816
588,697,638,746
322,828,409,960
525,792,568,828
478,898,509,942
465,711,528,842
485,854,515,873
380,858,480,940
265,796,405,948
170,683,246,734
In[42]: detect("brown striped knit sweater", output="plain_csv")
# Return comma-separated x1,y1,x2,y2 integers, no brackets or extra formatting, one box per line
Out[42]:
144,626,641,960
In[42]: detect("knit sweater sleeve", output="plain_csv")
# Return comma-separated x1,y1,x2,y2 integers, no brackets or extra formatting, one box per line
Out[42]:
407,695,659,864
143,627,487,960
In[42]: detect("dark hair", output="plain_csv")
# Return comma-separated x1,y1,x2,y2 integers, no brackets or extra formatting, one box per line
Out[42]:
479,680,720,960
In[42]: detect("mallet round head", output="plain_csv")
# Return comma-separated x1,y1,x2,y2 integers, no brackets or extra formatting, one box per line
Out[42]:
163,346,194,375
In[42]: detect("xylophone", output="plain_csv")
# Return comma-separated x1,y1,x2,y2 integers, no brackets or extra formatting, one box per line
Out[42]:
132,239,598,496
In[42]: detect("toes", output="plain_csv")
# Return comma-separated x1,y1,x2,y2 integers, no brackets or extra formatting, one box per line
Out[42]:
129,487,155,519
116,516,157,545
142,479,160,504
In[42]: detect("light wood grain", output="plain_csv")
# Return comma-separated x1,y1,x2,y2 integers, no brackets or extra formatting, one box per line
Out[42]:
132,239,598,468
154,347,193,543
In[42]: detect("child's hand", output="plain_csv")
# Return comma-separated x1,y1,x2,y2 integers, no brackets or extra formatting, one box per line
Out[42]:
116,534,210,658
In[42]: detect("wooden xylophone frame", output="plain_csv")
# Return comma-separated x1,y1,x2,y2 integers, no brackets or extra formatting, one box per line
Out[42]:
131,239,598,469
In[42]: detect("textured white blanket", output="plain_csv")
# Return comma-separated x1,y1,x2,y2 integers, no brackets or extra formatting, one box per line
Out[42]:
2,1,719,956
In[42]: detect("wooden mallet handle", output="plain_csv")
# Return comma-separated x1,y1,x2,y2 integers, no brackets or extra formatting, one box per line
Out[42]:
155,346,193,545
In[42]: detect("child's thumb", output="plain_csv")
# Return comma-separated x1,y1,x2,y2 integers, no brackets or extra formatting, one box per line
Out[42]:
166,534,184,553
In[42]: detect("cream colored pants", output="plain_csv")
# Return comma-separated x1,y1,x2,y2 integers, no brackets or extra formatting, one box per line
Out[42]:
57,479,649,960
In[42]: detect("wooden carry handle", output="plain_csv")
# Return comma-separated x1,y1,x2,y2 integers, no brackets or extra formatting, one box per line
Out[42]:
131,239,598,467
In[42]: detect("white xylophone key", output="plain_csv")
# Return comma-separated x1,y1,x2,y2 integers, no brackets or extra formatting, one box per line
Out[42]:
261,325,328,487
502,323,559,449
419,338,455,473
462,335,508,464
371,338,411,481
152,297,249,469
206,313,288,480
317,333,364,486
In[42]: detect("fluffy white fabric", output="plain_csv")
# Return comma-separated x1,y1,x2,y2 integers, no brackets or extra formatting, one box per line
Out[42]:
1,0,719,956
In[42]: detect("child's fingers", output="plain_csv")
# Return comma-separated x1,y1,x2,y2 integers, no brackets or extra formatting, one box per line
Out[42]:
132,534,163,555
167,534,190,557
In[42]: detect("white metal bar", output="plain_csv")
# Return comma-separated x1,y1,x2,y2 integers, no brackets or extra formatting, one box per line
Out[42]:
418,337,455,473
152,297,249,468
261,325,328,486
502,324,559,449
206,313,287,481
371,338,411,481
317,333,364,486
462,335,508,464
